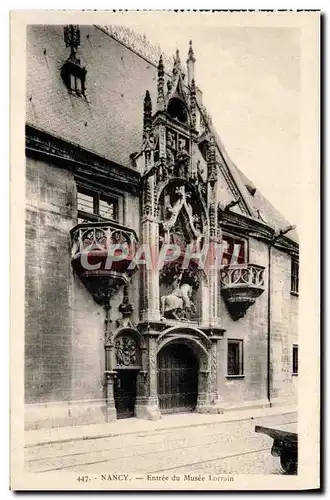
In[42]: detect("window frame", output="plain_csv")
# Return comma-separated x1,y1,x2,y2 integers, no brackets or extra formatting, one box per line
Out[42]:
292,344,298,376
291,258,299,296
226,338,244,378
76,183,122,224
221,231,249,267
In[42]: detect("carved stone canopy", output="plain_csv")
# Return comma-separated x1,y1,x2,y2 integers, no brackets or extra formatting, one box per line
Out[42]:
117,285,136,329
160,261,201,290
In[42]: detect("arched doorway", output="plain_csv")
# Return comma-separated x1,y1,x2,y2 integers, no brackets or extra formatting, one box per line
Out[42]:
157,342,198,414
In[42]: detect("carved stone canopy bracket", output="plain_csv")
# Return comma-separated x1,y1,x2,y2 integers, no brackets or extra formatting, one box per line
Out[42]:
81,273,126,307
119,285,134,317
220,264,265,321
160,262,200,290
117,285,136,329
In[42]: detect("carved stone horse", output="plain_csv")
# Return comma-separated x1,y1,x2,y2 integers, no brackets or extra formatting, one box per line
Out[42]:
160,283,193,320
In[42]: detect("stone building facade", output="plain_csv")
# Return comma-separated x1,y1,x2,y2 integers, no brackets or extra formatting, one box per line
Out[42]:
25,24,299,429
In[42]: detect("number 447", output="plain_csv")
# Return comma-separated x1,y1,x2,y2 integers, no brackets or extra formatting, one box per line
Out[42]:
77,476,90,482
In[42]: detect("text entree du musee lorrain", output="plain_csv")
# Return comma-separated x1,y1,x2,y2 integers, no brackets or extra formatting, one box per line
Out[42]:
146,474,234,482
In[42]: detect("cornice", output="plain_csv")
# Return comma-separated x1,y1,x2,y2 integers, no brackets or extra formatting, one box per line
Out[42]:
25,124,141,195
221,210,299,254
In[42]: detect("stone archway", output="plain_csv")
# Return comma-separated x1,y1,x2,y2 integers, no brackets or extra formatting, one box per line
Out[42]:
156,330,211,415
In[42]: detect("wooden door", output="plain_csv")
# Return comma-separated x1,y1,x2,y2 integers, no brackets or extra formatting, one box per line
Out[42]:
157,343,198,414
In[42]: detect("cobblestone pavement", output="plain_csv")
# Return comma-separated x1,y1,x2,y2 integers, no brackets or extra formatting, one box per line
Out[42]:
25,412,297,476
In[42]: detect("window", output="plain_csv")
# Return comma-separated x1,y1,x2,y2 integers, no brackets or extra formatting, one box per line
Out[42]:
222,235,246,266
61,25,87,98
291,258,299,295
292,345,298,375
227,339,244,376
77,186,119,223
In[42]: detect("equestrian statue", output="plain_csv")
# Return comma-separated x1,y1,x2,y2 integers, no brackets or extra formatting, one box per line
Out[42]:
160,275,196,320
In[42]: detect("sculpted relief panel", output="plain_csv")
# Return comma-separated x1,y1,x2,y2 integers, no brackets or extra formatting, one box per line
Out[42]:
115,335,141,368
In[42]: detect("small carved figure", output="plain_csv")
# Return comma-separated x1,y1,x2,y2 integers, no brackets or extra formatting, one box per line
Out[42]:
166,148,175,175
167,131,176,149
175,140,190,178
178,137,188,153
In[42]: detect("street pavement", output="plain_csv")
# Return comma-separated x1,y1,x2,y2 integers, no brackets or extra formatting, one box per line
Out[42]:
25,412,297,476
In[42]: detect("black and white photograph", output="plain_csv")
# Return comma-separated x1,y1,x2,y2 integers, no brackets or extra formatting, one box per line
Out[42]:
9,10,320,491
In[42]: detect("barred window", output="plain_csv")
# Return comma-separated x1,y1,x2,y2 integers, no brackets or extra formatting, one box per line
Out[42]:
291,259,299,295
227,339,244,376
77,186,118,224
292,345,298,375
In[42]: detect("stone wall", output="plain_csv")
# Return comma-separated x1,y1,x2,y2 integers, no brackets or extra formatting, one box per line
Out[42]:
216,236,297,410
25,155,141,428
270,246,298,406
217,238,269,409
25,157,75,406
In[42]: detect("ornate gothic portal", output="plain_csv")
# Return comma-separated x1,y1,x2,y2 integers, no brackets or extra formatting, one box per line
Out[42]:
131,43,225,421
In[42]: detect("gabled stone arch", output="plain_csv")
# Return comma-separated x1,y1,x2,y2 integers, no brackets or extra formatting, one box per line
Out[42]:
112,326,144,344
156,178,209,230
157,325,212,349
156,326,211,372
157,336,209,372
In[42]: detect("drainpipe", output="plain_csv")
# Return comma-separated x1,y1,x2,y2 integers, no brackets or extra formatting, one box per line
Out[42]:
266,225,296,408
267,243,272,407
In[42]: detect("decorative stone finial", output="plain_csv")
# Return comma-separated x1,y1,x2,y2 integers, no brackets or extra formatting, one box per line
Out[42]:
173,49,182,76
143,90,152,138
157,55,165,111
187,40,196,63
186,40,196,86
190,78,197,128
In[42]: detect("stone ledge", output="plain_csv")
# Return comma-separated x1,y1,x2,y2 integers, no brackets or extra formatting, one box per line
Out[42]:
221,398,271,412
270,395,298,408
25,399,107,430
